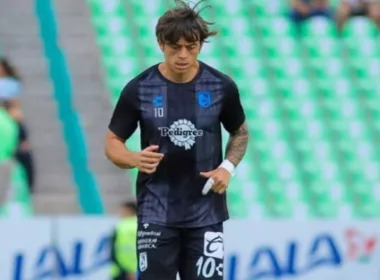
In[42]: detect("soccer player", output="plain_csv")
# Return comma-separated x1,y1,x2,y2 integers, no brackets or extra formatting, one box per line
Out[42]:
105,1,249,279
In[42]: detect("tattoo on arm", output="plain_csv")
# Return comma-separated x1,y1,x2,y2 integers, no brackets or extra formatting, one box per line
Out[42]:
225,122,249,167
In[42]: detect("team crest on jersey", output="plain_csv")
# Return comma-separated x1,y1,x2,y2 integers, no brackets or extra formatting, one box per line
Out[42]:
139,252,148,272
158,119,203,150
197,91,211,108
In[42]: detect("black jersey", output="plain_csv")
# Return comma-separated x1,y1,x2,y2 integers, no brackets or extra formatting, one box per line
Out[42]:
108,61,245,228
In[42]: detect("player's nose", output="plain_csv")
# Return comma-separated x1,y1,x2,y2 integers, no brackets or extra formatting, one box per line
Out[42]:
177,48,188,59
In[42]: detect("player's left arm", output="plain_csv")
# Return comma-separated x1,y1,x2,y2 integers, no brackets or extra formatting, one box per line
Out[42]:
201,79,248,194
225,121,249,167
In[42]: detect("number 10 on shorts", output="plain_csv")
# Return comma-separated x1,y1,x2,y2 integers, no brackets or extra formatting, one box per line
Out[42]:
196,256,223,278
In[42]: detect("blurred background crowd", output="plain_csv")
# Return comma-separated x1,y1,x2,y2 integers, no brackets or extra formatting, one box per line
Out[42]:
290,0,380,29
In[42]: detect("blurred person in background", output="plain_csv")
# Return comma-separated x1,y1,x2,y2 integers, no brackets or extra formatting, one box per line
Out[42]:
0,101,18,207
110,201,138,280
337,0,380,30
0,57,22,108
1,101,35,194
290,0,333,23
0,57,35,193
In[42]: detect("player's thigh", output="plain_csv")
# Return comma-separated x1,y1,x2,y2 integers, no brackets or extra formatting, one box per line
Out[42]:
179,223,224,280
137,223,180,280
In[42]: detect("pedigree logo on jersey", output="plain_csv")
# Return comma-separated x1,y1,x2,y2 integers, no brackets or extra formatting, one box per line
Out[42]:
158,119,203,150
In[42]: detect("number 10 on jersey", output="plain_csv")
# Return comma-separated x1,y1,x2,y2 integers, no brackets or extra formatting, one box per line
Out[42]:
154,108,164,118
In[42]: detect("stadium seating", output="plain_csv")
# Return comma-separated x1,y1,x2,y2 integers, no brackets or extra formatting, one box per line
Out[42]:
86,0,380,219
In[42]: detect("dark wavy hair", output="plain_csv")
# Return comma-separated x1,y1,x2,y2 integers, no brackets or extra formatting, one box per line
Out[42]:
156,0,217,44
0,57,21,81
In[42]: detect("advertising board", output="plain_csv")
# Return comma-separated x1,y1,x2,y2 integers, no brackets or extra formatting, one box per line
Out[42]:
1,218,379,279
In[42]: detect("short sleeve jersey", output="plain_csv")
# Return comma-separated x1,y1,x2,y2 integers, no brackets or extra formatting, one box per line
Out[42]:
108,61,245,228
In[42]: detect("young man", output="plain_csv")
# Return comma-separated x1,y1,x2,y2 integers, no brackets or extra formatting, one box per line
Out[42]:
105,1,249,279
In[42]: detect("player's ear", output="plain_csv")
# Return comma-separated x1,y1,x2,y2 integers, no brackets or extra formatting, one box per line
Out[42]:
157,39,164,52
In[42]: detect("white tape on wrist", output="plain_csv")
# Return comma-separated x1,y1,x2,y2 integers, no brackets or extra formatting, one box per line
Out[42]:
201,160,236,195
219,159,235,177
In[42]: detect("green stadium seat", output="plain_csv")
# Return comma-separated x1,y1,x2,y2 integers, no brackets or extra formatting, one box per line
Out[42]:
310,57,350,79
265,192,294,218
211,0,250,17
342,17,379,38
253,0,287,17
264,37,302,58
202,57,222,69
130,0,167,17
317,78,356,106
356,200,380,218
304,37,342,58
258,17,297,38
240,78,272,100
301,17,338,37
309,188,339,218
201,42,222,57
225,35,261,58
350,57,380,79
269,57,307,79
230,57,268,80
346,37,380,57
88,0,125,17
218,18,253,37
277,77,313,95
94,17,131,37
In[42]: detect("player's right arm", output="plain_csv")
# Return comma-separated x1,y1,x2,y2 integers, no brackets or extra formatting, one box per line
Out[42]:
105,81,164,173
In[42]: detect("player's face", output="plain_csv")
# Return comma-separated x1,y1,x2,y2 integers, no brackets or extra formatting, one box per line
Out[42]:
160,37,201,74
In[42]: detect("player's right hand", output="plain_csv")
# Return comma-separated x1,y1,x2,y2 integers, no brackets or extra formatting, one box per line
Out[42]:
135,145,164,174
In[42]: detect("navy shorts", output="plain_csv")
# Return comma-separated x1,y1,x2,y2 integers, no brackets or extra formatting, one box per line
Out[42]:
136,222,224,280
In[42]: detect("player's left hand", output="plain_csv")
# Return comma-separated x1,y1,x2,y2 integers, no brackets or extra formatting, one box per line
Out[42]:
200,167,231,195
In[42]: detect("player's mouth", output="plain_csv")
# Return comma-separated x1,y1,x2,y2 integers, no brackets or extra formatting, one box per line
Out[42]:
175,62,189,69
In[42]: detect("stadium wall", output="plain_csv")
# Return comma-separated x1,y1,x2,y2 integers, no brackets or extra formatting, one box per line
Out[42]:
1,218,379,279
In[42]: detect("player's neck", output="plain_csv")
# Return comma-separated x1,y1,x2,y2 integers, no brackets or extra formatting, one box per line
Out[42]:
158,62,200,83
